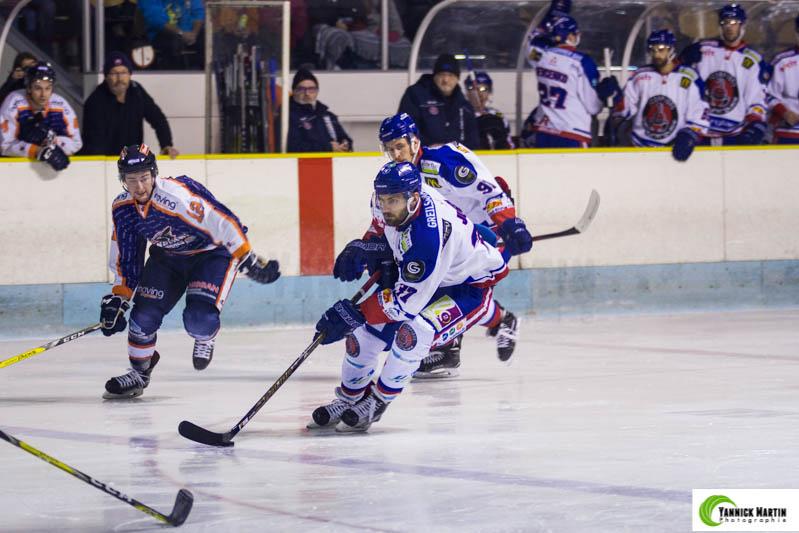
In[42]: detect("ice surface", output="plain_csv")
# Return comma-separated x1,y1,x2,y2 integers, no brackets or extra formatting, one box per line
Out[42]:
1,309,797,532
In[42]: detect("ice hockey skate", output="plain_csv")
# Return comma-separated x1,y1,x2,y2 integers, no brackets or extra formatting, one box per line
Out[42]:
192,338,215,370
336,391,388,433
307,387,358,429
412,336,461,379
486,310,519,362
103,352,160,399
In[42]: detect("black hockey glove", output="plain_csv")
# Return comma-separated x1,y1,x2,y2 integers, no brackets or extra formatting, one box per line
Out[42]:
679,43,702,66
671,128,700,162
38,144,69,171
499,218,534,256
238,252,280,284
100,294,130,337
19,113,52,145
315,299,365,345
738,121,767,146
596,76,620,101
334,237,392,282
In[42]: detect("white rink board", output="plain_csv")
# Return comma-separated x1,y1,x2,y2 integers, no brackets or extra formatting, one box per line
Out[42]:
1,148,799,285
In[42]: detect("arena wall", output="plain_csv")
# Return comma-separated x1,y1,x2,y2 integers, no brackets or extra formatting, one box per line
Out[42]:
1,146,797,334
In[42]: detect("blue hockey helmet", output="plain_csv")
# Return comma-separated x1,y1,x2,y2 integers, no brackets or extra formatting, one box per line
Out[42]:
647,29,676,49
719,3,747,24
374,161,421,196
118,144,158,179
24,61,56,89
379,113,419,144
465,71,493,91
550,15,579,43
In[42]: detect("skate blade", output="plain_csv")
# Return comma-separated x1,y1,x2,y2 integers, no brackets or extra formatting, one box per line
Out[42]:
306,420,340,430
412,368,460,380
334,421,371,433
102,389,143,400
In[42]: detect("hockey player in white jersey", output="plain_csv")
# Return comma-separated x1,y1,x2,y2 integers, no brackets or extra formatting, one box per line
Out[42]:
100,145,280,399
678,3,768,146
767,15,799,144
525,14,620,147
310,161,509,432
0,62,81,170
611,30,710,161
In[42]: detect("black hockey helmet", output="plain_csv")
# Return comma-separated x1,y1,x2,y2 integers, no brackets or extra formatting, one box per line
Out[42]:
118,144,158,180
24,61,56,89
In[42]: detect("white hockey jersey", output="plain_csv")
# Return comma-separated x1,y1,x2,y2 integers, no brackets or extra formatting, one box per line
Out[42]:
0,89,82,157
767,47,799,141
360,190,508,324
613,65,710,146
690,39,767,136
526,43,604,142
417,143,516,227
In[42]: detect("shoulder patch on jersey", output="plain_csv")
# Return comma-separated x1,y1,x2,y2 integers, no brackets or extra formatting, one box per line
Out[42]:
442,219,452,247
454,143,470,154
742,57,754,69
399,228,413,254
402,260,425,282
454,165,476,185
742,47,763,63
420,159,440,175
680,76,692,89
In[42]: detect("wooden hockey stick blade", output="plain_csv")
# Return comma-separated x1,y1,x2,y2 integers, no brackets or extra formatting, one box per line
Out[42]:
531,189,600,243
166,489,195,526
178,420,234,448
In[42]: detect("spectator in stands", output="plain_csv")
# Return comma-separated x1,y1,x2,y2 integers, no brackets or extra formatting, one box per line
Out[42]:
0,51,37,107
0,62,81,171
398,53,479,148
81,52,178,157
287,68,353,153
138,0,204,69
465,71,514,149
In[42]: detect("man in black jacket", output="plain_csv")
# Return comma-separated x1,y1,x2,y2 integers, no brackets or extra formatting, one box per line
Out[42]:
287,68,353,153
81,52,178,157
398,53,479,149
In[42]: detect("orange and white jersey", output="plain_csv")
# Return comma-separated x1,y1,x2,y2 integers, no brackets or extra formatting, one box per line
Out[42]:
108,175,251,299
0,89,82,157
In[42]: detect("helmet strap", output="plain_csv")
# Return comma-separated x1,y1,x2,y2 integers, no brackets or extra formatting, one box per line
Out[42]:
398,192,421,227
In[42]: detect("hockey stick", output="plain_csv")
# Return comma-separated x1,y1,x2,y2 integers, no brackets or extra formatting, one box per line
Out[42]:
0,428,193,526
179,271,382,447
531,189,600,242
0,322,102,369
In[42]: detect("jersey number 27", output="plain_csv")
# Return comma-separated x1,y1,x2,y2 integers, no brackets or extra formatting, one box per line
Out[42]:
538,83,567,109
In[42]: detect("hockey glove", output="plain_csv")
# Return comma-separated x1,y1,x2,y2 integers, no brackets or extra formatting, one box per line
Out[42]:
100,294,130,337
238,252,280,284
315,299,365,345
671,128,700,162
19,113,52,145
738,121,767,146
367,257,399,290
499,218,533,256
678,43,702,66
333,237,391,282
596,76,620,101
38,144,69,171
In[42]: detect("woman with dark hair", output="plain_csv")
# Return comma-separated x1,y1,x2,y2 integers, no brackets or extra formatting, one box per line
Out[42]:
0,51,37,106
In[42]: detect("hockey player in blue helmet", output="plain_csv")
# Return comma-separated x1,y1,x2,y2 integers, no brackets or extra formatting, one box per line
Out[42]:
333,112,528,379
678,4,768,145
464,71,514,149
766,14,799,144
609,29,709,161
100,144,281,399
311,160,509,432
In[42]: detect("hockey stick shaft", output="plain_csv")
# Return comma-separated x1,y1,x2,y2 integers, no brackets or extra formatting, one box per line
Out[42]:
0,322,103,369
179,271,381,446
0,428,193,526
532,189,600,242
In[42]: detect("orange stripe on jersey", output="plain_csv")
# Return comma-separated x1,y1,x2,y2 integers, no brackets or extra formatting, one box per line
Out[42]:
112,285,133,299
231,242,251,260
27,144,37,158
166,178,249,246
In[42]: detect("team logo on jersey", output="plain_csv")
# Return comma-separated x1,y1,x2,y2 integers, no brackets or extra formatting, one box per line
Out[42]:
399,229,413,254
402,260,425,282
428,106,439,115
424,177,442,188
742,57,754,69
642,95,679,140
396,323,417,351
421,295,464,332
454,165,476,185
345,334,360,357
151,226,196,249
136,286,164,300
705,71,739,114
420,159,440,175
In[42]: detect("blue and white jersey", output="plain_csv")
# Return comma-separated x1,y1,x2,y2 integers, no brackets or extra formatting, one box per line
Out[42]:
526,42,604,143
417,142,516,227
613,65,709,146
108,175,251,299
362,191,507,324
767,47,799,141
0,89,82,157
689,39,767,136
